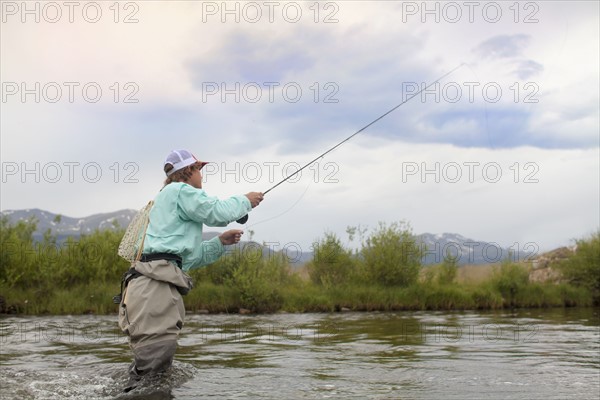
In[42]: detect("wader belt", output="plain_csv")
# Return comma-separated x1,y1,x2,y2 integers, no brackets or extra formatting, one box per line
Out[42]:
113,253,186,304
140,253,182,269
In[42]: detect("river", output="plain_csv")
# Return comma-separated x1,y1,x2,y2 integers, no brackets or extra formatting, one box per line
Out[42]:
1,308,598,399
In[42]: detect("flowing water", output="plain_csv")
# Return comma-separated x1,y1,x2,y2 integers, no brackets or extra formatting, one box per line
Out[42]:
1,308,598,399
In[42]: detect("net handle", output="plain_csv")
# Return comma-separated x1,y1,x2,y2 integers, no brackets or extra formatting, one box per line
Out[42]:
133,200,153,263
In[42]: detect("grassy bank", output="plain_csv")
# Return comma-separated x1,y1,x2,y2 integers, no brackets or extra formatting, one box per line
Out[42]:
1,218,597,315
1,280,593,315
0,282,118,315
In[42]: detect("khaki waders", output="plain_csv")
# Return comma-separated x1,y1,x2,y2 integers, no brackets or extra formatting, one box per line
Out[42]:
118,259,192,389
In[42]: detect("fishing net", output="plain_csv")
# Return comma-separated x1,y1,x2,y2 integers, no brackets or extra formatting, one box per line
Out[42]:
118,200,154,263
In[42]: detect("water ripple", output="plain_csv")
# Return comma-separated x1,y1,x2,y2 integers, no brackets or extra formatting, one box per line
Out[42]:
1,308,598,399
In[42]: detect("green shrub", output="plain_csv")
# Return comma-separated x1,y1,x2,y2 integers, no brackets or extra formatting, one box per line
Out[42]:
558,284,592,307
307,232,356,287
437,252,459,285
184,281,239,313
360,222,423,287
225,247,289,313
281,282,334,313
0,216,38,288
559,231,600,304
491,260,530,306
189,248,240,285
470,284,503,309
424,284,472,310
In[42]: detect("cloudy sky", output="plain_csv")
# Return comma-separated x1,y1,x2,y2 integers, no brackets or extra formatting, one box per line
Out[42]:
1,1,598,258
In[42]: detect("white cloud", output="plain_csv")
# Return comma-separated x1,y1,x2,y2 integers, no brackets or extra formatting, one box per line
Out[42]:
1,0,598,253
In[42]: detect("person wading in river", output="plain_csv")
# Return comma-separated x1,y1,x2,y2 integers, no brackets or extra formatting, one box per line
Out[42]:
118,149,263,391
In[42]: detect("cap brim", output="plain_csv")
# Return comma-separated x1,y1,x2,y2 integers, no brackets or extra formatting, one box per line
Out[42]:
195,161,210,170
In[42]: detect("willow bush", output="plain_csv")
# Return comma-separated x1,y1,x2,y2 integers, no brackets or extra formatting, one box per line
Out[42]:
360,221,423,287
224,246,290,313
490,259,530,307
558,231,600,304
307,232,356,287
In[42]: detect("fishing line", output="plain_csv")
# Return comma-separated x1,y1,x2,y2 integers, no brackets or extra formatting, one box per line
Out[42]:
264,63,465,195
236,63,465,224
243,180,312,229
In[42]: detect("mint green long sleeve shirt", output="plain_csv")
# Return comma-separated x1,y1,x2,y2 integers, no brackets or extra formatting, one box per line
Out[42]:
142,182,252,271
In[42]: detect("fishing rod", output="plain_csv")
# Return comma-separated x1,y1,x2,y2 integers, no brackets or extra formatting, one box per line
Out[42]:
236,63,465,224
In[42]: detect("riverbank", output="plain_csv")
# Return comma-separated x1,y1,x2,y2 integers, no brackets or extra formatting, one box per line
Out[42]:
2,218,597,316
0,280,593,316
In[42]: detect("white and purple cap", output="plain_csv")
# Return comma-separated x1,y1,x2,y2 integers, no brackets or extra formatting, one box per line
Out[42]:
164,149,208,176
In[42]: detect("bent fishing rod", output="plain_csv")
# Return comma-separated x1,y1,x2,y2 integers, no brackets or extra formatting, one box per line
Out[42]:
236,63,465,224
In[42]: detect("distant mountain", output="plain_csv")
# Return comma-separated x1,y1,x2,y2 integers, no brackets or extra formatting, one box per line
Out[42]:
1,209,522,265
223,241,313,267
0,208,221,243
1,208,137,242
418,232,526,265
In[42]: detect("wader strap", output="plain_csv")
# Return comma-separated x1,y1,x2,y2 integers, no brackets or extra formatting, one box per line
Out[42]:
140,253,183,269
113,254,188,304
113,267,144,304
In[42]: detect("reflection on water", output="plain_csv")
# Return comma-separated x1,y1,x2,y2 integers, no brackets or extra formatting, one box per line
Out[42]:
1,309,598,399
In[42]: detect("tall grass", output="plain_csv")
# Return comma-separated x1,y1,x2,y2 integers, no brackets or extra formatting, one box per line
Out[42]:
0,283,119,314
1,278,592,316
